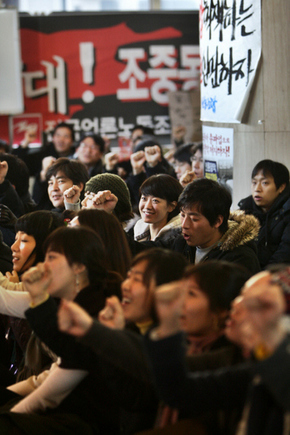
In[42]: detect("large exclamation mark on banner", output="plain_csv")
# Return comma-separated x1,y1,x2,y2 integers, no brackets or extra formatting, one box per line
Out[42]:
79,42,95,103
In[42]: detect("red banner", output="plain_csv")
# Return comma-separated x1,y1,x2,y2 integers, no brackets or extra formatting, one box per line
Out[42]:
1,12,199,146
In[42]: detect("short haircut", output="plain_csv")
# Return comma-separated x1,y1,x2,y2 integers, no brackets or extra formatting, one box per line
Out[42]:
173,143,193,165
43,226,121,295
131,124,154,136
53,122,74,142
183,260,250,312
78,133,105,154
178,178,232,234
252,159,290,189
130,248,188,322
139,174,183,221
46,157,89,187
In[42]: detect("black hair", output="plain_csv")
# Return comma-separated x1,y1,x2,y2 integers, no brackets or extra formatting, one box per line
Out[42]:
251,159,289,189
139,174,183,221
43,226,120,294
131,248,188,288
131,125,155,136
178,178,232,234
131,248,187,288
173,143,193,165
183,260,250,312
130,248,188,322
0,153,30,197
52,122,75,142
76,209,131,279
46,157,89,188
78,133,105,154
15,211,64,267
190,142,203,156
134,139,162,154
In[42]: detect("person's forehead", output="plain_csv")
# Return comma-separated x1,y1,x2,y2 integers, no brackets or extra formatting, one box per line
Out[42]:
242,271,271,294
49,171,70,181
54,127,72,138
81,137,99,147
181,204,203,216
252,170,274,181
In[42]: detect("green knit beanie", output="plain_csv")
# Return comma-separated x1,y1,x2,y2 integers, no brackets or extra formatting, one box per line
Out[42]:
85,173,132,221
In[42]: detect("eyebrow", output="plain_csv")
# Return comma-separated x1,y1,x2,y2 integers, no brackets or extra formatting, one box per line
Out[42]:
55,175,68,180
181,209,201,217
130,269,144,277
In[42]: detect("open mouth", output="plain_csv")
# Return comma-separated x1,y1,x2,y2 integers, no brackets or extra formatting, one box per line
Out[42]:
121,297,131,306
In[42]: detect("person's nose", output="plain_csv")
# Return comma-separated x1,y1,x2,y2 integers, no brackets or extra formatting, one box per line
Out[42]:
11,239,20,252
255,182,261,192
181,215,190,229
144,198,152,209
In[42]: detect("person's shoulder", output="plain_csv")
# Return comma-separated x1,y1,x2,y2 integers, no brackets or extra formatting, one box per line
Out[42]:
238,194,255,211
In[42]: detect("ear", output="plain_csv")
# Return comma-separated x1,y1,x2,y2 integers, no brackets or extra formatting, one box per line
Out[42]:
214,215,224,229
72,263,86,275
168,201,177,213
78,182,84,193
278,183,286,194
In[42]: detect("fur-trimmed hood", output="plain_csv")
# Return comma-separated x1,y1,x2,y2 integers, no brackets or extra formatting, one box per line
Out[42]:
218,210,260,251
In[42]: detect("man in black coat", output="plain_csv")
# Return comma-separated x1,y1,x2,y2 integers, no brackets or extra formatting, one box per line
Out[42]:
129,178,261,275
239,159,290,269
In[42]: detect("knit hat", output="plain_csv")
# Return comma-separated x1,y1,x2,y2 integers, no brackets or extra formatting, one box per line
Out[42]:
85,173,132,222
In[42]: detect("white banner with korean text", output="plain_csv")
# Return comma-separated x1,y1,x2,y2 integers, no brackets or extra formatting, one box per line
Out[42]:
200,0,261,123
203,125,234,194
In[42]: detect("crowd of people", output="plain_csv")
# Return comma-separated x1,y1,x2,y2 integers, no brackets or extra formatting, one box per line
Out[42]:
0,122,288,434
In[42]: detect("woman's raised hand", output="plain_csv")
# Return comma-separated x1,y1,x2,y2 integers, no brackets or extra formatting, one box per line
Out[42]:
58,299,93,336
22,263,52,306
83,190,118,213
153,281,185,339
98,296,125,330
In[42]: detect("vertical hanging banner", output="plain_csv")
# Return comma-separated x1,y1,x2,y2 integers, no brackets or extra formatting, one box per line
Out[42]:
2,12,200,146
200,0,261,123
203,125,234,193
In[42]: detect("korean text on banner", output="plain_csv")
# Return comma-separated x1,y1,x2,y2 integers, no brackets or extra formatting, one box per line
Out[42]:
200,0,261,123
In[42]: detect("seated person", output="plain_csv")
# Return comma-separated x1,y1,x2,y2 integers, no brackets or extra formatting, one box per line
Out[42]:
4,248,186,434
144,265,290,435
134,174,182,242
23,258,248,434
74,133,105,177
179,142,204,188
13,122,75,178
131,178,261,274
172,143,193,180
64,172,134,230
239,159,290,268
46,158,88,213
0,153,36,215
